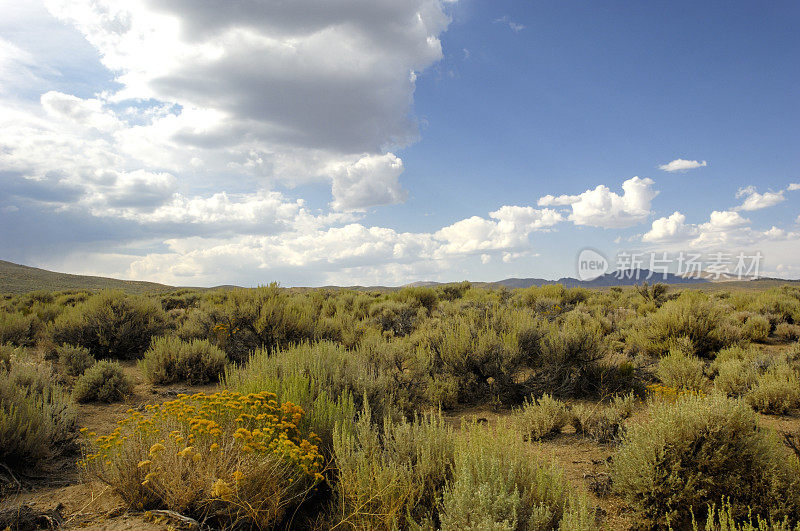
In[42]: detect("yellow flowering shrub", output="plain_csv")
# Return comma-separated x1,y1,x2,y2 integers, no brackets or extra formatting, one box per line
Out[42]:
80,390,324,528
646,383,705,402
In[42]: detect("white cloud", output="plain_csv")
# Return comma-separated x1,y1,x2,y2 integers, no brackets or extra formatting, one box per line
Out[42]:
640,207,800,253
658,158,707,172
434,206,562,255
787,183,800,191
1,0,457,228
61,200,560,286
734,186,786,211
41,91,120,133
642,211,695,243
540,177,658,229
705,210,749,229
330,153,407,211
538,194,580,207
45,0,449,155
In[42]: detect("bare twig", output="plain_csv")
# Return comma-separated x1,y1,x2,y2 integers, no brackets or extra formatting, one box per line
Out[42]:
148,509,202,529
0,462,21,489
782,431,800,459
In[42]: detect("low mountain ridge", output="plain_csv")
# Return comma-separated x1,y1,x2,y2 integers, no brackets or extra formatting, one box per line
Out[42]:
0,260,173,294
2,259,794,295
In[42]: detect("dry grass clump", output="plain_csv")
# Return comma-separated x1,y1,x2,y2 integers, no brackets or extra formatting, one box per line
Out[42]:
513,394,572,441
746,364,800,414
0,343,15,370
712,354,759,398
707,345,800,413
571,393,636,443
439,423,593,530
0,311,39,347
332,405,455,529
55,343,95,377
749,289,800,327
742,314,771,343
775,323,800,341
696,499,800,530
140,336,226,385
73,360,134,403
656,343,708,391
331,404,593,530
81,391,324,528
0,355,77,473
49,290,168,360
611,394,800,529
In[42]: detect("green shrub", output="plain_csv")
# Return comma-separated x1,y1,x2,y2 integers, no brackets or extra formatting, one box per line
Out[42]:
440,423,593,530
742,315,771,343
413,306,544,404
657,345,707,391
611,394,800,528
56,343,95,376
332,404,455,529
0,311,39,346
746,364,800,414
0,343,25,370
73,360,134,403
513,394,571,441
179,285,317,363
775,323,800,342
438,281,472,301
0,358,77,472
785,342,800,367
626,291,732,358
50,290,168,360
531,313,606,397
571,393,636,443
224,341,380,453
750,289,800,326
140,336,226,385
713,357,758,398
369,300,422,336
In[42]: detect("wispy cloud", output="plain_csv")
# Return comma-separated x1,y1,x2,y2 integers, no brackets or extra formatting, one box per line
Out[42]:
494,16,525,32
658,158,707,172
734,186,786,211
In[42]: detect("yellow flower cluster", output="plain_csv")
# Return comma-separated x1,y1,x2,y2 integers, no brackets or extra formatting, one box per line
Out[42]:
213,323,240,337
78,390,324,483
646,383,706,402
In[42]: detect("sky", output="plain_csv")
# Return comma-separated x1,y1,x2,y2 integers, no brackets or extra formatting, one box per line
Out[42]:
0,0,799,287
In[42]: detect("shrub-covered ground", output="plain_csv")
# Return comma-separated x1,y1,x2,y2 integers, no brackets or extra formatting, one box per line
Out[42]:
1,282,800,529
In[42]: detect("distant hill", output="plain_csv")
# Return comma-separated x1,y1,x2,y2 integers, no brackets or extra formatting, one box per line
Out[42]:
408,269,709,290
545,269,708,288
2,259,796,296
0,260,174,294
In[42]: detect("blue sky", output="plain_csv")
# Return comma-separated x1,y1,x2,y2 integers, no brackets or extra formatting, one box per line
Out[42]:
1,0,798,286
